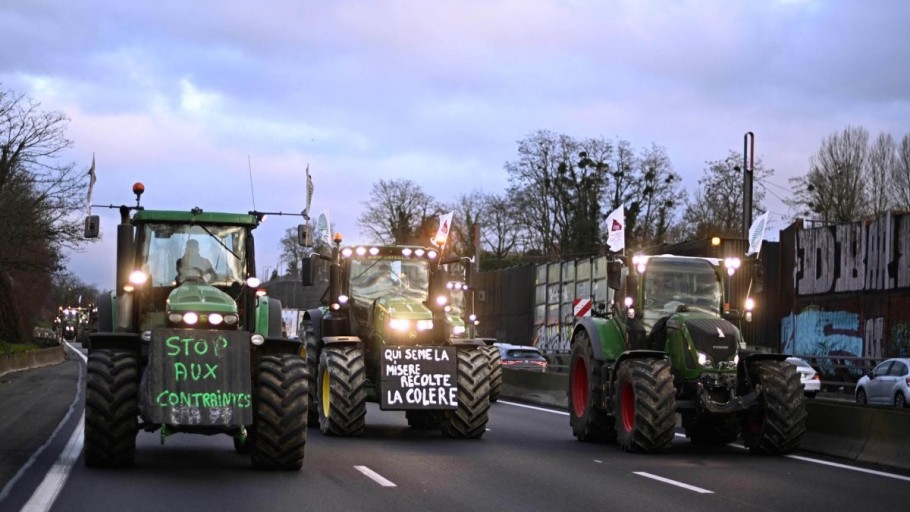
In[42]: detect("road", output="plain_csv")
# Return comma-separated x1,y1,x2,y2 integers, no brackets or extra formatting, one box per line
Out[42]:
1,345,909,512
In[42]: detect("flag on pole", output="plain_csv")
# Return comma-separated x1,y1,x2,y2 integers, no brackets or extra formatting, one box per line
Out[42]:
434,212,454,247
86,153,96,215
605,204,625,252
746,212,770,256
304,164,314,219
316,211,332,246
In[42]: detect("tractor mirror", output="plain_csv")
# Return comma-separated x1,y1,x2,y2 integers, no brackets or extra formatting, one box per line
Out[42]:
607,260,623,290
298,224,313,247
301,255,315,286
84,215,100,239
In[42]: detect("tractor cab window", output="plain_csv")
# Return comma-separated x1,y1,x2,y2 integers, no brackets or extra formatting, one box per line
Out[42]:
349,257,429,305
137,223,248,287
641,258,722,332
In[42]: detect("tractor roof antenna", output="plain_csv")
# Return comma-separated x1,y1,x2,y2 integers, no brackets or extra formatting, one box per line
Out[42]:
248,155,257,212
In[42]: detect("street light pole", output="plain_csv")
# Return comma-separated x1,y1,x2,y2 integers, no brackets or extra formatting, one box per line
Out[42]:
742,131,755,239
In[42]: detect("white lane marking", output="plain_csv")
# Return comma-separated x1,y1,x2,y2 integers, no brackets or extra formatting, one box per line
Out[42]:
20,415,85,512
634,472,714,494
0,342,86,507
503,399,910,483
498,400,569,416
785,455,910,482
355,465,397,487
727,443,910,482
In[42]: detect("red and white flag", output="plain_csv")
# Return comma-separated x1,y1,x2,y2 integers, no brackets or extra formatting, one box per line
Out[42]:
434,212,454,247
605,204,625,252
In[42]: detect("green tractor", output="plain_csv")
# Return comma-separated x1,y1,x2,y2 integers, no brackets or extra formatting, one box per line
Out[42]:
569,254,806,454
82,183,308,470
300,236,492,438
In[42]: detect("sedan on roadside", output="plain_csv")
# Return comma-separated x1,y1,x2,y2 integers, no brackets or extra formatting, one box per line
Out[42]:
855,357,910,408
495,343,548,372
787,357,821,398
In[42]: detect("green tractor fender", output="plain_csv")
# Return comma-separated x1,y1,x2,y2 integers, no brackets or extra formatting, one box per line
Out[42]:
254,296,301,354
571,316,627,362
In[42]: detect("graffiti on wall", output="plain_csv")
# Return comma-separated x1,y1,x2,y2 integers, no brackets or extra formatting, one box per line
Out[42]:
795,213,910,295
781,308,863,356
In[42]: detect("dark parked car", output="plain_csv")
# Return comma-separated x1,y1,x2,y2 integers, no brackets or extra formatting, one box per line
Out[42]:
495,343,548,372
855,357,910,408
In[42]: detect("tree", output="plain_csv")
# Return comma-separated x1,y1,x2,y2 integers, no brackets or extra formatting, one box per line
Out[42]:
624,143,683,248
479,192,520,260
277,227,308,277
894,133,910,210
505,130,611,259
866,132,897,217
681,151,773,239
357,179,437,245
0,86,89,342
788,125,868,224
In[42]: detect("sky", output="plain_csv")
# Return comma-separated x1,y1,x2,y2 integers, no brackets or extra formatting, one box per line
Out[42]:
2,0,909,289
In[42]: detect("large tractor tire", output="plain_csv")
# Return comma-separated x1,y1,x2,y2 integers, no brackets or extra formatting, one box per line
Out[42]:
250,355,308,470
568,330,616,442
84,349,139,467
743,360,806,455
301,319,320,424
317,345,367,437
481,345,503,403
615,358,677,453
440,348,490,439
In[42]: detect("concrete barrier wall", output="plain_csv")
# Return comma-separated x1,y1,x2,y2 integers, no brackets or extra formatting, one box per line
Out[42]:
502,368,910,472
0,346,65,377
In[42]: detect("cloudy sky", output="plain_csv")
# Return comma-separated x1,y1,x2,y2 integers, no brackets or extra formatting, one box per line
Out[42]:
2,0,909,288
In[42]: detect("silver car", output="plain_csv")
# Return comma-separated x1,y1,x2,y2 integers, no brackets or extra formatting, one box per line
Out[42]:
787,357,821,398
855,357,910,408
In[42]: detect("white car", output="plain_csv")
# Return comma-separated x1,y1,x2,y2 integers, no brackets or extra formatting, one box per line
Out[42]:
787,357,821,398
855,358,910,408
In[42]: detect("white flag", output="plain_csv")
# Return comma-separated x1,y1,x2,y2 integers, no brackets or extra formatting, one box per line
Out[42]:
746,212,770,256
86,153,96,215
316,211,332,246
435,212,454,247
605,205,625,252
304,164,314,219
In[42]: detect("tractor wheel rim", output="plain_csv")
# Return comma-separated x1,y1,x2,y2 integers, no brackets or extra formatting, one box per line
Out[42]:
571,358,588,418
321,367,331,418
621,382,635,432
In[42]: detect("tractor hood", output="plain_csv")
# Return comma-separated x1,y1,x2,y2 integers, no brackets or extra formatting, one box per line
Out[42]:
167,282,238,314
669,312,743,369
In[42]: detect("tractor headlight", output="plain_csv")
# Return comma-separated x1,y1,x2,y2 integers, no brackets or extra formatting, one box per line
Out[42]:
452,325,466,335
389,318,410,331
208,313,224,326
182,312,199,325
416,320,434,331
697,351,713,367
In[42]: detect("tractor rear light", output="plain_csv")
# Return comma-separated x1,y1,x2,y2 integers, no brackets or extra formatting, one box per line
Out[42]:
251,334,265,346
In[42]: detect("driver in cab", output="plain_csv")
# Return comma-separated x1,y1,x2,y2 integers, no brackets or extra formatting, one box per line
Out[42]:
176,239,215,282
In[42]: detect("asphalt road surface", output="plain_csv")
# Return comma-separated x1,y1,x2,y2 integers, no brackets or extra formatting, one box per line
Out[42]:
2,344,908,512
